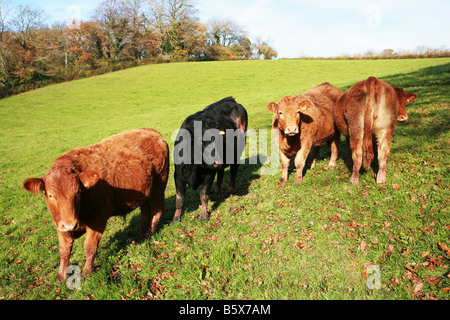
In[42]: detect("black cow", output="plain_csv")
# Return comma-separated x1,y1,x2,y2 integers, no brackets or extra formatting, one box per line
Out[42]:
173,97,248,221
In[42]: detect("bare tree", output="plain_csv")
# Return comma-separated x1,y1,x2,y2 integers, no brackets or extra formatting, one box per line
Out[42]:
9,4,47,49
93,0,130,60
253,38,278,60
206,19,247,48
415,45,428,55
147,0,199,54
0,0,12,41
0,40,13,86
122,0,150,59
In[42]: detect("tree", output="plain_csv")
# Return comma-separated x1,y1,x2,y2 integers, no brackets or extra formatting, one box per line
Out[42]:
9,5,47,49
381,48,395,58
4,5,48,86
122,0,150,59
253,39,277,60
0,39,13,87
0,0,12,42
93,0,131,60
147,0,199,56
205,19,251,60
206,19,246,48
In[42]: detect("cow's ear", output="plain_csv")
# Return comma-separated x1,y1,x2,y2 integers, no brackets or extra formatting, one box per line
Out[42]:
23,178,45,194
298,100,313,113
79,171,100,189
266,102,277,112
406,93,417,103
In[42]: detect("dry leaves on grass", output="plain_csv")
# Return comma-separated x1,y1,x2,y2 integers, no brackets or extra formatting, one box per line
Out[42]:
438,241,450,257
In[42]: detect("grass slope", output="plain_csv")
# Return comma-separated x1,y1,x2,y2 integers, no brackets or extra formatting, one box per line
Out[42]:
0,58,449,300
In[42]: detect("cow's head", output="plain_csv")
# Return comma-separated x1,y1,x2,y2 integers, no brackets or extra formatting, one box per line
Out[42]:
394,87,417,122
23,165,100,232
267,96,312,136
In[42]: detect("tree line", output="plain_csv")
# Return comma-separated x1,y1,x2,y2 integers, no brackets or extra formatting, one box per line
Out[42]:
0,0,278,97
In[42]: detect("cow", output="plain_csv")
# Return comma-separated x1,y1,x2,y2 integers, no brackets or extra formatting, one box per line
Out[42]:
22,128,169,280
172,97,248,221
334,76,417,184
266,83,343,185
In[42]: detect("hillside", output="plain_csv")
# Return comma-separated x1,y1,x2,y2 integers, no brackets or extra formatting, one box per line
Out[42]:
0,58,449,300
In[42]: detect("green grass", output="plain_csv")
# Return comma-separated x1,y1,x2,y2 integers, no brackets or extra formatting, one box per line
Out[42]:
0,58,449,300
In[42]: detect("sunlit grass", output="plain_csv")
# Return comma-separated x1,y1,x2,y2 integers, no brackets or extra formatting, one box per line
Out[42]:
0,58,449,300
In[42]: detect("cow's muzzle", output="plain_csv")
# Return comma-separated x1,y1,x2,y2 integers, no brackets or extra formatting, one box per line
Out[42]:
284,126,299,136
57,221,79,232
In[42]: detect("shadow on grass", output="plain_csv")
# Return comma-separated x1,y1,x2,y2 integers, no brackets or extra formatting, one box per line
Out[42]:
162,155,264,223
101,156,264,265
383,62,450,155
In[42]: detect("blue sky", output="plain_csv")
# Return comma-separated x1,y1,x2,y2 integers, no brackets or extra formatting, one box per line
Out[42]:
13,0,450,58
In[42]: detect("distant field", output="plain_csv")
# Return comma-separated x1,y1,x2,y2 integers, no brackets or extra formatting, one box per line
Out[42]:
0,58,449,300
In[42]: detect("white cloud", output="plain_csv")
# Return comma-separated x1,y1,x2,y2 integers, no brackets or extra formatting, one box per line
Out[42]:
20,0,450,57
197,0,450,58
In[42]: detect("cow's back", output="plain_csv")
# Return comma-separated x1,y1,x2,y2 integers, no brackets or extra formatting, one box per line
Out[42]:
203,97,248,132
303,83,343,113
335,77,398,137
300,83,342,144
66,128,168,192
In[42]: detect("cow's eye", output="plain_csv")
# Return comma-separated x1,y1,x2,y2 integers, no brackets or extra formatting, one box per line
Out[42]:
279,111,283,115
47,193,54,199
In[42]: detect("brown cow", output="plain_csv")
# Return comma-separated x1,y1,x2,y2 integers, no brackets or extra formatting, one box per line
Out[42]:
334,76,417,184
23,128,169,280
267,83,343,185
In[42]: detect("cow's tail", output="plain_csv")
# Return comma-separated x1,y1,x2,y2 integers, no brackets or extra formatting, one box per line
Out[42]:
362,77,377,168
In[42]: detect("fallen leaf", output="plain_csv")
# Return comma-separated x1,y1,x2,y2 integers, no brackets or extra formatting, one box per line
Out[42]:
390,277,400,286
405,264,417,274
402,248,412,255
438,241,450,256
385,245,395,256
358,240,367,252
442,288,450,293
296,242,305,249
414,282,424,294
392,183,401,190
426,276,440,287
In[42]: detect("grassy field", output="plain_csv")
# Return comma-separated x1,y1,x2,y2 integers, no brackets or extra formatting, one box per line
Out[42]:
0,58,449,300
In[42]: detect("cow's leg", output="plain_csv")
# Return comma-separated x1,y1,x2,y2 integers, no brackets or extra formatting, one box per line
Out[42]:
149,185,165,234
56,231,74,280
173,174,186,222
214,168,224,194
83,226,104,276
348,127,364,184
227,164,239,194
139,177,166,236
307,146,320,169
279,152,290,186
328,133,340,168
138,199,153,239
294,140,313,184
344,137,352,167
199,173,215,220
375,129,391,184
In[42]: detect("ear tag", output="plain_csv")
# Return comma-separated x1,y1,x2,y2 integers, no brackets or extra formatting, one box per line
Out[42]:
219,130,226,135
301,105,307,112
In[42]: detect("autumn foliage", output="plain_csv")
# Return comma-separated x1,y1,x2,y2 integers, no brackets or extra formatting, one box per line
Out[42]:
0,0,278,97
